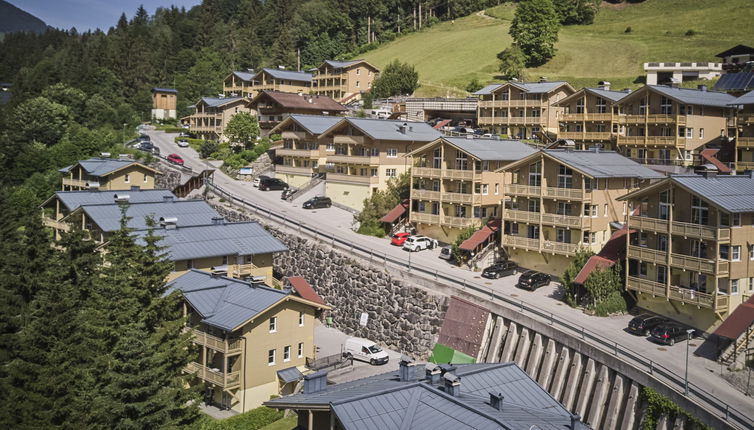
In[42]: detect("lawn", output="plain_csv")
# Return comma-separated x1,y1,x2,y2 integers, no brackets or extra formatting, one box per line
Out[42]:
359,0,753,95
258,416,297,430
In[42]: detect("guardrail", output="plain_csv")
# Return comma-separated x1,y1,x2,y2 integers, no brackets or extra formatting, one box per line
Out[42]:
206,179,754,430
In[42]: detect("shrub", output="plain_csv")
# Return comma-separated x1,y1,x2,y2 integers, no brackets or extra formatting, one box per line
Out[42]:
466,78,483,93
199,140,218,158
685,29,696,36
624,26,632,33
357,220,387,238
560,249,593,306
198,406,283,430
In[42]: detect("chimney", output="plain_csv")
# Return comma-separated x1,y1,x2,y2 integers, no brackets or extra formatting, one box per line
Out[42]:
599,81,611,91
669,78,681,88
623,88,632,94
163,195,175,202
303,371,328,394
489,392,504,411
702,169,717,178
539,76,547,83
570,414,582,429
425,363,441,384
438,364,456,376
399,355,412,381
697,84,708,92
160,216,178,229
114,194,130,202
211,216,225,225
443,372,461,397
399,122,408,134
100,152,111,158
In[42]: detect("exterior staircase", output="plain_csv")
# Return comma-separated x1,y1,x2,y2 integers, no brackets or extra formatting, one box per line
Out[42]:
287,173,325,202
468,243,505,270
719,328,754,365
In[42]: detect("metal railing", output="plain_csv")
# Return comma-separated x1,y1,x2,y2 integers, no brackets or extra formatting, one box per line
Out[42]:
206,180,754,430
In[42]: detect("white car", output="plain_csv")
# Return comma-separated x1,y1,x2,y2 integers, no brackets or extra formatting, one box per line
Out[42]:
402,235,438,252
177,139,189,148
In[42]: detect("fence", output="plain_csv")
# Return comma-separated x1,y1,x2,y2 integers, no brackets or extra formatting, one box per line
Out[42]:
207,180,754,430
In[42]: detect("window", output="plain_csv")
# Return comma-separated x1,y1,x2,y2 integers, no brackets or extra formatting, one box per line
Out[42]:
417,201,425,212
660,96,672,115
527,225,539,239
474,207,481,218
124,174,130,183
481,184,489,195
370,147,379,156
432,180,440,191
584,177,593,190
386,168,396,177
750,245,754,260
576,98,584,114
556,229,571,243
527,199,540,213
186,259,194,270
558,165,573,188
144,174,148,183
494,183,499,195
356,68,360,75
455,206,467,217
510,223,519,235
692,240,707,258
732,213,741,227
659,191,670,220
732,245,741,261
326,143,335,152
623,202,627,216
604,204,608,217
720,212,730,227
371,168,378,177
431,202,439,215
658,235,668,252
433,148,442,168
591,205,597,217
595,97,607,113
268,349,276,365
639,232,648,247
686,105,693,115
284,345,291,362
691,197,708,225
720,244,730,260
557,202,571,215
298,342,304,358
455,151,468,170
387,148,397,158
269,317,277,333
299,312,304,326
686,128,693,139
750,278,754,293
699,128,704,139
528,163,541,186
640,262,647,277
583,231,590,244
657,266,667,284
731,279,739,295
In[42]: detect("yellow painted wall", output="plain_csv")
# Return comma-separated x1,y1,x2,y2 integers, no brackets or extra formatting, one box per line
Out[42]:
416,223,464,244
280,173,311,188
508,248,572,277
636,294,720,333
326,181,370,211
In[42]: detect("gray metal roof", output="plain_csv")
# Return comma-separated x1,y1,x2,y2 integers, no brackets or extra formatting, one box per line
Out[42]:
78,200,219,232
730,89,754,106
278,367,304,384
267,363,585,430
324,60,361,69
231,71,254,82
133,221,288,261
545,149,665,179
586,87,631,103
672,174,754,212
289,114,343,134
200,96,245,108
52,189,175,212
647,85,736,108
339,118,442,142
59,158,141,177
260,68,312,83
443,137,537,161
511,81,569,94
474,84,503,95
167,270,288,332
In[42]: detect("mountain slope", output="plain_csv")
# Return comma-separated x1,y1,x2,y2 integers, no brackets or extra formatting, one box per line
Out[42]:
0,0,47,34
360,0,754,96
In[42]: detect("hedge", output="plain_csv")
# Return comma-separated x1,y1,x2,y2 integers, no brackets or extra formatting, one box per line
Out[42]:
198,406,284,430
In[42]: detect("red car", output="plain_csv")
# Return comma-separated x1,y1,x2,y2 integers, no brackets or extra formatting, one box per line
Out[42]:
167,153,184,165
390,232,411,246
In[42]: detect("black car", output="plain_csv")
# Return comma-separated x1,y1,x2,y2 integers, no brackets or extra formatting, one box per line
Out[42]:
139,134,150,142
303,196,332,209
137,141,154,152
516,270,551,291
650,323,693,346
259,177,288,191
627,314,667,336
482,261,517,279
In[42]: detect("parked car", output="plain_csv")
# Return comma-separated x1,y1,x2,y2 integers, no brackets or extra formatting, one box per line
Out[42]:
516,270,551,291
390,232,411,246
303,196,331,209
258,177,288,191
138,134,150,142
179,132,190,137
402,235,438,252
482,261,518,279
650,323,693,346
177,139,189,147
439,245,453,260
252,175,270,188
167,153,184,166
343,337,389,365
281,189,295,201
627,314,668,336
137,141,154,152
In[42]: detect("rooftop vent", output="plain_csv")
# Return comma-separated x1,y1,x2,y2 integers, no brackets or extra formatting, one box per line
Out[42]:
438,364,456,376
160,216,178,229
163,195,175,202
539,76,547,83
623,88,632,94
100,152,111,158
598,81,611,91
303,371,328,394
399,123,408,134
443,372,461,397
701,169,717,178
425,363,441,384
211,216,225,225
698,84,708,92
114,194,130,202
570,414,582,429
489,392,504,411
399,355,412,381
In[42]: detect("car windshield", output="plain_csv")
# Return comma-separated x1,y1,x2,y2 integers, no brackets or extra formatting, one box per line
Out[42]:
368,345,382,353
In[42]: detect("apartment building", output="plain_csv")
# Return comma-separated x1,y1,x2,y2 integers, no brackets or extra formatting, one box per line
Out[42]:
554,85,631,150
475,80,575,139
614,85,736,166
730,89,754,171
151,87,177,120
40,189,175,239
223,71,255,97
251,68,312,95
406,137,536,243
499,149,663,276
186,96,251,141
618,172,754,332
170,270,329,412
269,114,342,187
311,60,379,103
248,91,346,134
59,157,160,191
133,220,289,284
317,118,442,211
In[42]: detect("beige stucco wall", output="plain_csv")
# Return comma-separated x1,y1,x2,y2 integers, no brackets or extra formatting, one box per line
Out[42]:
508,248,572,277
326,181,370,211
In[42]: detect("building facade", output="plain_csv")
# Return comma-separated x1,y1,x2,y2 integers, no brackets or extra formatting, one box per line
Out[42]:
223,71,255,97
247,91,346,134
58,158,160,191
643,62,722,86
311,60,379,103
151,87,178,120
730,89,754,171
250,68,312,96
554,85,630,151
171,270,329,412
499,149,663,276
186,97,251,141
476,81,575,139
619,173,754,332
407,137,536,243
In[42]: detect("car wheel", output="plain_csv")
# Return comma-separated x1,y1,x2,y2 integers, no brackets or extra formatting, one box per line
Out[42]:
669,339,675,346
496,273,501,279
644,329,651,337
327,203,332,208
370,359,376,365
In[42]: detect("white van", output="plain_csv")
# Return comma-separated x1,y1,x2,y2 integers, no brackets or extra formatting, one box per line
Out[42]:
343,337,389,365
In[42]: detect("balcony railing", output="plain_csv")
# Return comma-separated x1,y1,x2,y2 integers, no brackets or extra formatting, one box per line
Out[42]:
557,131,614,141
503,235,540,251
276,148,319,158
413,167,442,178
477,116,545,125
326,173,378,185
736,137,754,147
62,178,92,188
504,209,541,224
628,245,667,264
738,115,754,125
185,362,241,389
627,245,729,275
561,113,614,122
441,216,481,229
189,328,242,354
276,165,314,175
326,154,379,165
737,161,754,171
544,186,585,200
626,276,727,311
333,135,366,145
411,212,440,224
617,136,686,146
502,236,579,256
628,215,730,241
281,131,308,140
542,240,579,256
42,217,71,231
620,114,687,125
444,169,481,181
626,276,667,296
505,184,541,197
411,189,441,201
542,213,587,228
443,192,481,205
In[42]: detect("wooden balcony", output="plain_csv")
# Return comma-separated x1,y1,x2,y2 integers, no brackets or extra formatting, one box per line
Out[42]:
627,245,729,276
281,131,308,140
628,215,730,242
502,236,579,256
543,186,585,201
189,329,242,354
326,154,379,165
505,184,541,198
276,165,314,176
411,212,440,224
411,189,441,201
443,192,481,205
628,216,669,234
504,209,541,224
62,178,98,188
561,113,614,122
626,276,728,311
737,115,754,125
737,161,754,171
626,276,666,296
185,362,241,389
557,131,614,141
444,169,481,181
477,116,545,125
541,240,579,256
503,235,540,252
620,114,687,125
736,137,754,147
277,148,319,158
441,216,480,229
617,136,686,147
42,217,71,232
628,245,667,265
326,173,378,185
333,135,366,145
413,167,441,178
542,213,587,228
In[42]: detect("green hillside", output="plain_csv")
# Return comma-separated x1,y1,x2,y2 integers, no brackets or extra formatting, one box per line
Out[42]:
359,0,754,96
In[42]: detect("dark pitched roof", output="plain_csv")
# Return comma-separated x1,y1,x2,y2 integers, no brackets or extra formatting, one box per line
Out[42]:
715,44,754,58
46,189,175,212
323,60,362,69
437,297,491,358
278,367,305,384
460,219,500,252
199,96,245,108
231,71,254,82
258,68,312,83
473,84,503,95
645,85,736,108
730,88,754,105
380,199,409,224
58,158,158,177
73,200,219,233
442,137,537,161
671,174,754,213
287,276,326,305
287,114,343,134
253,91,346,112
152,87,178,94
327,118,442,142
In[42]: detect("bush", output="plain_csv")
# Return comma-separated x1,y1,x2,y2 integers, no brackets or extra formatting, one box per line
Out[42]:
199,140,219,158
685,29,696,36
198,406,283,430
357,220,387,238
593,291,628,316
561,249,594,306
624,26,632,33
466,78,483,93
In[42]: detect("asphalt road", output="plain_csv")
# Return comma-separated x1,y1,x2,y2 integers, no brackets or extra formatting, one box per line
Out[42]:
147,129,754,424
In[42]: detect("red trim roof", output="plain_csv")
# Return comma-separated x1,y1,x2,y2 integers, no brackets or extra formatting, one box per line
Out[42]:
713,295,754,340
380,200,409,223
574,256,614,284
434,119,451,130
459,219,501,251
573,228,631,285
700,148,732,173
287,276,326,305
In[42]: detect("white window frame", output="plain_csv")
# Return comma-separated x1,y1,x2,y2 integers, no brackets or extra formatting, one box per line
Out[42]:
494,183,499,195
299,311,304,327
481,184,488,195
750,245,754,261
143,174,148,183
386,168,397,177
124,174,130,183
268,349,276,366
283,345,291,362
699,128,704,139
731,279,739,295
269,317,277,333
732,213,741,227
298,342,304,358
732,245,741,261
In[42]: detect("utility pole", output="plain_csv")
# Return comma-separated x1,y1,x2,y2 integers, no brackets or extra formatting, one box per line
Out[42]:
297,48,301,72
367,16,371,43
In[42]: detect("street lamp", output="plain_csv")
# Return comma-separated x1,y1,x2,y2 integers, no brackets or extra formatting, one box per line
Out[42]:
684,328,695,395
